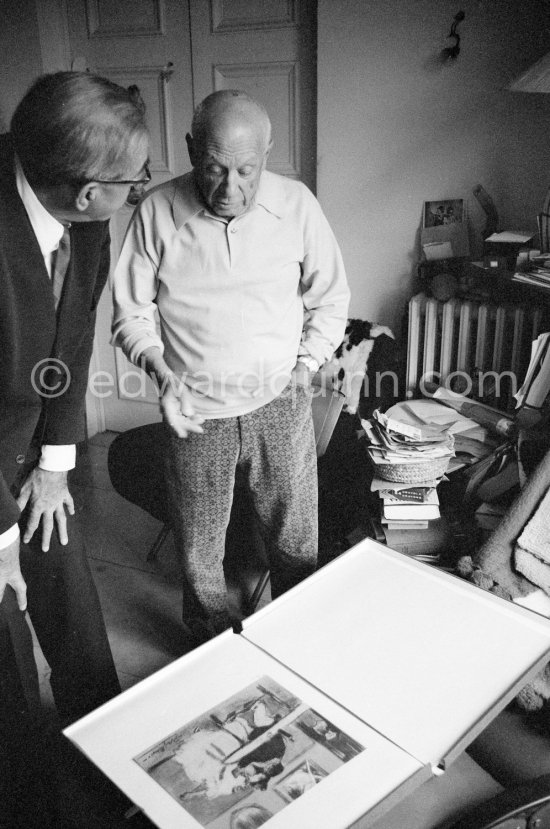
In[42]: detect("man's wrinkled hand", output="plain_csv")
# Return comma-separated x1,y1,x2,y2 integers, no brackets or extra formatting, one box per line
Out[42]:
291,361,314,389
16,468,75,551
0,537,27,610
160,374,205,439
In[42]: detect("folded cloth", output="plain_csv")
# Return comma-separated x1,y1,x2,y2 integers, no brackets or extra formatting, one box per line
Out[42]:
457,445,550,711
467,444,550,600
323,319,394,415
514,486,550,595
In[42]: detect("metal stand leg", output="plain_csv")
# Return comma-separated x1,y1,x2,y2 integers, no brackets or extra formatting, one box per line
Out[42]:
146,524,170,563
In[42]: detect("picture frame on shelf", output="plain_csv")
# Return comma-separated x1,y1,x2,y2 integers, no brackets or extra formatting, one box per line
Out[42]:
423,199,464,229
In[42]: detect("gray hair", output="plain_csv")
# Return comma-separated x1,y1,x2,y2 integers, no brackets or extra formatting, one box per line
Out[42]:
11,71,148,189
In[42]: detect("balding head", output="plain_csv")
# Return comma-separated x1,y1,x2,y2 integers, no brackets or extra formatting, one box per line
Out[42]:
186,89,273,219
191,90,272,151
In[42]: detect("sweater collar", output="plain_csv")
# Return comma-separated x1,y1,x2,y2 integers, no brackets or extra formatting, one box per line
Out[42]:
171,169,285,229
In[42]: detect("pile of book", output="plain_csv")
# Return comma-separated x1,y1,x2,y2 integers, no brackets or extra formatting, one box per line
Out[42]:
362,404,456,566
378,484,448,564
513,253,550,292
362,407,455,483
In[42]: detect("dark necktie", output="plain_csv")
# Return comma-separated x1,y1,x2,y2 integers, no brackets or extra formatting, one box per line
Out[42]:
52,225,71,310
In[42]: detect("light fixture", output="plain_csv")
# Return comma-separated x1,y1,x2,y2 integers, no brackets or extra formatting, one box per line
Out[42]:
440,10,465,62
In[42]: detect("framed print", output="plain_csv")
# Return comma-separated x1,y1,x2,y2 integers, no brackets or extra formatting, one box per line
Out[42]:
274,759,328,803
423,199,464,228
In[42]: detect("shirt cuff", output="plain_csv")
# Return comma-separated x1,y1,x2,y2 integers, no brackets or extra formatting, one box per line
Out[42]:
0,524,20,550
39,444,76,472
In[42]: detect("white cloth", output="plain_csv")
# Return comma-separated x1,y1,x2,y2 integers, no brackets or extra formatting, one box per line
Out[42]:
15,154,64,272
514,486,550,595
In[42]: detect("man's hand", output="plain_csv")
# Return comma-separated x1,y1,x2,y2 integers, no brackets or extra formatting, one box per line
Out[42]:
16,468,75,551
161,373,205,439
141,345,205,439
0,537,27,610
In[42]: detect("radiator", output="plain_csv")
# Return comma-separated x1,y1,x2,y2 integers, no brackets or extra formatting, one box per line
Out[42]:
405,292,545,408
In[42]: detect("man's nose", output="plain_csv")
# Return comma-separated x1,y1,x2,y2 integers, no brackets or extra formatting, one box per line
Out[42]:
222,170,239,196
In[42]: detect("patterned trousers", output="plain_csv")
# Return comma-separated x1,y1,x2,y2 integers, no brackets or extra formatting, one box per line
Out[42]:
164,383,318,634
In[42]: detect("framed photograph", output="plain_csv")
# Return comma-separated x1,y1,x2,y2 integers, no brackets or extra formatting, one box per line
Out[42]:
295,710,365,762
274,759,328,804
423,199,464,229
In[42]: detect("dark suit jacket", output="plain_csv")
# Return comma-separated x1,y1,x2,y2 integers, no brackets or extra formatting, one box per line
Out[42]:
0,134,110,533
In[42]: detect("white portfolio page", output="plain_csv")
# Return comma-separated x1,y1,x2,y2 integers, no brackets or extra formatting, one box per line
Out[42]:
243,539,550,767
65,631,425,829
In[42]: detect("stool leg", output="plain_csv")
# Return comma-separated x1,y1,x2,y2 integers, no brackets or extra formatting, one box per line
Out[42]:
146,524,170,563
248,569,271,614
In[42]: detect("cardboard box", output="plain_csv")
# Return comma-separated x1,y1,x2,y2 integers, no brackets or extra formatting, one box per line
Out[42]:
65,540,550,828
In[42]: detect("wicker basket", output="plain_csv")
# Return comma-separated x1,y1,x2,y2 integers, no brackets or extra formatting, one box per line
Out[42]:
375,455,451,484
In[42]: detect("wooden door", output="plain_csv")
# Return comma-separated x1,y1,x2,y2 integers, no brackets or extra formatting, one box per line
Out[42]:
66,0,194,432
64,0,316,434
189,0,317,191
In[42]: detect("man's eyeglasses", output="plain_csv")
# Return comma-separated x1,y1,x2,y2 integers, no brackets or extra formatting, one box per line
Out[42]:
94,162,151,206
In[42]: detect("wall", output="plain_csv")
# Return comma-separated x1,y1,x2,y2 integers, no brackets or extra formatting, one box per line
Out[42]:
2,0,550,339
0,0,42,129
317,0,550,335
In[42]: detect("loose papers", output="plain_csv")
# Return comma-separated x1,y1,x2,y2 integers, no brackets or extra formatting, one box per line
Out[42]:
362,405,455,470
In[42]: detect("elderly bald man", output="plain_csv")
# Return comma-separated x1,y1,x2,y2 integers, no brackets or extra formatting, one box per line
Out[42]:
113,89,349,640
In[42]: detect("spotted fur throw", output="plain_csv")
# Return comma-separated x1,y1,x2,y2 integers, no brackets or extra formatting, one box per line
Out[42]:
322,319,395,415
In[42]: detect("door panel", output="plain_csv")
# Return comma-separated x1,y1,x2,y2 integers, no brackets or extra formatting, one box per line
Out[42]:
63,0,316,434
67,0,194,431
190,0,316,189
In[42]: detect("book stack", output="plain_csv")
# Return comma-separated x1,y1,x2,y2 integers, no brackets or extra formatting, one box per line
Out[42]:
513,254,550,292
361,403,456,566
378,486,448,565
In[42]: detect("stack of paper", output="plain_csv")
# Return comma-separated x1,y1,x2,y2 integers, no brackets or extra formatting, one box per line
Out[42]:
485,231,534,245
514,331,550,411
378,399,496,472
361,407,455,471
513,253,550,292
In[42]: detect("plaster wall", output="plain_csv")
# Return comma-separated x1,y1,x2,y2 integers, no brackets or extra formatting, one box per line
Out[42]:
317,0,550,334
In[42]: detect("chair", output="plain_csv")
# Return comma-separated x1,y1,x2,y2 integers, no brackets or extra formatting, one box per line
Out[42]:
108,375,345,617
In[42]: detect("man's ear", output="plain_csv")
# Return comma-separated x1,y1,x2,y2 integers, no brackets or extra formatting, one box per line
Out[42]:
186,133,197,166
74,182,98,213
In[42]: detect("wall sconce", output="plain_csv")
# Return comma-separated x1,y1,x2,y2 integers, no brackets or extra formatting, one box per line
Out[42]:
441,10,465,62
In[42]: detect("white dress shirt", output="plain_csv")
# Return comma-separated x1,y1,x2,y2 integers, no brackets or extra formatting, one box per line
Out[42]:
0,160,76,549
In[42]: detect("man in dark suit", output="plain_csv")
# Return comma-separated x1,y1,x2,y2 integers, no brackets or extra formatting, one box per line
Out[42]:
0,71,149,828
